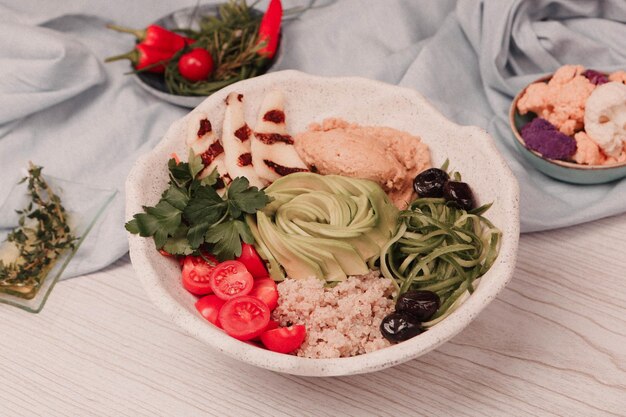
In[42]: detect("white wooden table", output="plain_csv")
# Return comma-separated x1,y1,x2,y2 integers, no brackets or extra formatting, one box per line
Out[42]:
2,213,626,417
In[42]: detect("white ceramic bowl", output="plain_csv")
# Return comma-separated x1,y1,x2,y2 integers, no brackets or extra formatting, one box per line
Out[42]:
126,70,520,376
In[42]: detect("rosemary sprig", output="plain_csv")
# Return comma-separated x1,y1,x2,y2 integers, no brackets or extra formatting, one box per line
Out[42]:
164,0,271,96
0,164,77,299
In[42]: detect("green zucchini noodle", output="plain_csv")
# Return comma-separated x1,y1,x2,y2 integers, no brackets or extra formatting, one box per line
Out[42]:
380,198,501,326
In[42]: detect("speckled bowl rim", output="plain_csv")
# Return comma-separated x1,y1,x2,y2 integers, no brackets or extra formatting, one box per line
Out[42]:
127,70,520,377
509,74,626,171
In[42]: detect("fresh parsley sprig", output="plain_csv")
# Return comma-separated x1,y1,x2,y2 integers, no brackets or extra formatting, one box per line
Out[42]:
125,151,270,260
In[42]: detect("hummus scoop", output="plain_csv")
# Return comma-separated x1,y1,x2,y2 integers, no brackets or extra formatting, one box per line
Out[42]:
294,118,431,209
584,81,626,158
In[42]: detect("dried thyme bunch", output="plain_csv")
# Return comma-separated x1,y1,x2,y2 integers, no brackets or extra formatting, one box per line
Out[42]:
0,164,77,295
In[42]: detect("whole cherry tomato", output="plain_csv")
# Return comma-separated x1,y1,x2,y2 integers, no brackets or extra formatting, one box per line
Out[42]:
248,278,278,311
195,295,226,328
178,48,214,82
236,243,268,279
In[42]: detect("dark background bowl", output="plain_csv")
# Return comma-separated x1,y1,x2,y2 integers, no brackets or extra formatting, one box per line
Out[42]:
134,3,283,108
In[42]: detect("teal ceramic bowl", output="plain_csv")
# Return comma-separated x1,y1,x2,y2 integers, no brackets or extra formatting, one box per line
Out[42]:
509,75,626,185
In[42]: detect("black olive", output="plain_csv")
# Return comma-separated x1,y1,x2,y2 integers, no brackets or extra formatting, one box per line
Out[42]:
413,168,449,198
395,290,440,322
443,181,476,211
380,312,422,343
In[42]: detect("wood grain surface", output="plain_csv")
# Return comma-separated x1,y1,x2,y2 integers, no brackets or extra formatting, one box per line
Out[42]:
1,213,625,417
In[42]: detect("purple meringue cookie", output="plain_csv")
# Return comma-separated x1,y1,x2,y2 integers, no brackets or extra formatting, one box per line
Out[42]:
520,118,577,160
583,69,608,85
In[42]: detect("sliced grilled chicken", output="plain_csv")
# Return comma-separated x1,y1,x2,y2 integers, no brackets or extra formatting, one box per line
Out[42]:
251,90,308,184
186,111,231,192
221,93,264,188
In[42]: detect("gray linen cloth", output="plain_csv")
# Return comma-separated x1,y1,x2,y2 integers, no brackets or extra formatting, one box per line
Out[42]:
0,0,625,278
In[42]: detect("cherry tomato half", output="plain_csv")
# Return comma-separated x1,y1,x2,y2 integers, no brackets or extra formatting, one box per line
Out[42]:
195,295,225,327
248,278,278,311
236,243,268,279
181,255,218,295
260,325,306,354
209,260,254,301
178,48,214,82
218,296,270,341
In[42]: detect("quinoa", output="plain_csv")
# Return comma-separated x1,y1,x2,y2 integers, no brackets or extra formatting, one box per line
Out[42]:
272,271,396,359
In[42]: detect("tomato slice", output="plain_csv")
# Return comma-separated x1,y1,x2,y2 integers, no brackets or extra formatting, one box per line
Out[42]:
209,260,254,300
181,255,218,295
195,295,225,327
260,325,307,354
218,296,270,341
236,243,268,279
248,278,279,310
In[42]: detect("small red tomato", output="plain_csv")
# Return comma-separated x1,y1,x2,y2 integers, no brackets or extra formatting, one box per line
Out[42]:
209,260,254,301
260,325,306,354
248,278,278,311
195,295,225,327
236,243,268,279
265,320,280,332
252,319,280,342
181,255,218,295
218,296,270,341
178,48,213,82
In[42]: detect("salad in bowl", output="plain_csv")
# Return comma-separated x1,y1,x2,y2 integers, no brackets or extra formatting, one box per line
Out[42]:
126,70,519,376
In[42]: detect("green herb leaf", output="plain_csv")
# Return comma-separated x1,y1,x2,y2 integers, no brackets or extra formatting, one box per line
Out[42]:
200,168,219,187
234,219,254,244
163,225,194,255
169,158,193,187
188,149,204,178
204,221,241,260
143,200,182,236
227,177,271,217
125,219,140,234
184,185,227,224
162,184,189,211
187,221,210,249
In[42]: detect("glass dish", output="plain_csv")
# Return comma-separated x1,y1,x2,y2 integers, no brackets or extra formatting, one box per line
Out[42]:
0,175,117,313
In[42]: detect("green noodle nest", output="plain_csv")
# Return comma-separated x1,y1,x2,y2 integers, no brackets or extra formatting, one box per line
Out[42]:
380,198,501,326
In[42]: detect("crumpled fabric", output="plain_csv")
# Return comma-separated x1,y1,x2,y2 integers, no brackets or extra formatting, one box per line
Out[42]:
0,0,625,279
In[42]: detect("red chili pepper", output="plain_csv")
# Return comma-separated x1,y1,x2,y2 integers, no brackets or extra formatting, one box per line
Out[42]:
104,43,174,73
106,23,194,52
257,0,282,59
